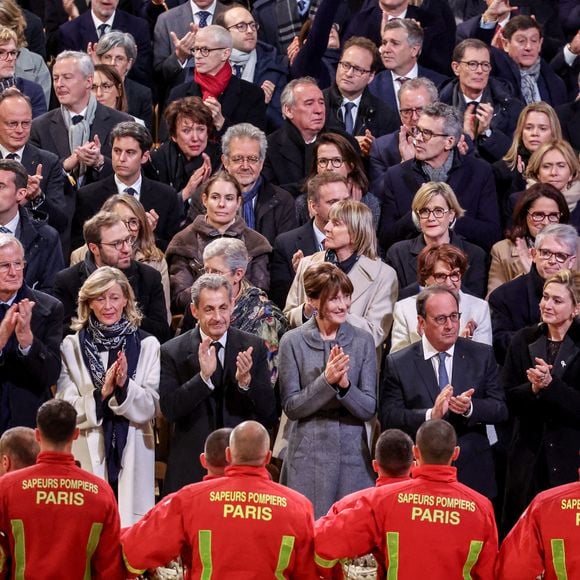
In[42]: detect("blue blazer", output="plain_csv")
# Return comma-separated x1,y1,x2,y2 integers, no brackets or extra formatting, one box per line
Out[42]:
15,77,46,119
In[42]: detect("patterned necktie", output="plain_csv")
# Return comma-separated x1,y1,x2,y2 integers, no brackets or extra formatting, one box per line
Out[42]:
72,115,84,125
437,352,449,390
0,226,11,233
233,64,244,78
297,0,308,16
197,11,211,27
97,23,109,37
124,187,137,196
343,102,356,135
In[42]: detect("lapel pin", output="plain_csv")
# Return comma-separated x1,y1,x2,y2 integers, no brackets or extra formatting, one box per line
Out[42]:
561,361,566,368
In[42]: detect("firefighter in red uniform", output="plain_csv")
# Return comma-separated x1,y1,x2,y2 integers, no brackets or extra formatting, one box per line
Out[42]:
199,427,232,481
315,420,499,579
497,471,580,580
0,400,124,579
122,420,319,579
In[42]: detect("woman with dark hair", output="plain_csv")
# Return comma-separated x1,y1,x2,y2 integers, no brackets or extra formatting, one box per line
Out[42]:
148,96,220,204
295,132,381,227
57,267,160,527
92,63,127,113
488,183,577,295
166,171,271,312
279,262,376,517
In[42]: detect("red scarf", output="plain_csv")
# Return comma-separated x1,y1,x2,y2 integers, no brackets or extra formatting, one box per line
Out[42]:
194,62,233,100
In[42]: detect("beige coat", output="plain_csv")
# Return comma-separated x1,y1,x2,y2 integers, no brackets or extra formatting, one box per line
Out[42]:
284,252,398,348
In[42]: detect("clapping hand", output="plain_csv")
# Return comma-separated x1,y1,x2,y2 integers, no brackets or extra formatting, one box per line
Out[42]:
235,346,254,387
324,345,350,389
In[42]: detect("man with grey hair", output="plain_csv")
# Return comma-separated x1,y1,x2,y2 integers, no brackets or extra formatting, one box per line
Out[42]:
166,25,267,134
160,273,276,493
369,19,447,113
489,223,578,365
262,77,326,197
379,102,500,252
0,234,63,434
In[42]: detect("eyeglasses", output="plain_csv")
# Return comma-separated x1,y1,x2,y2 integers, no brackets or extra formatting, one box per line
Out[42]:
338,61,371,77
429,312,461,326
412,126,450,142
228,155,261,165
99,236,134,251
0,50,19,61
459,60,492,72
122,218,140,231
417,207,450,220
537,248,574,263
432,272,461,284
3,121,31,130
317,157,344,169
0,260,26,274
92,82,115,92
191,46,227,57
227,21,258,32
528,211,561,223
400,107,424,120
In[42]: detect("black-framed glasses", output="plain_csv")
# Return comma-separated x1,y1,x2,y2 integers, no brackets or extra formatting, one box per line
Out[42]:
459,60,492,72
412,126,450,142
0,50,19,61
537,248,574,263
432,272,461,284
338,61,371,77
528,211,561,223
317,157,344,169
99,236,134,251
417,207,450,220
429,312,461,326
0,260,26,274
400,107,424,119
191,46,228,57
227,21,258,32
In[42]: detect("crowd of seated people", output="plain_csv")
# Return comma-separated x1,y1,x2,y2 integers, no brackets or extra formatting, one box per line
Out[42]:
0,0,579,574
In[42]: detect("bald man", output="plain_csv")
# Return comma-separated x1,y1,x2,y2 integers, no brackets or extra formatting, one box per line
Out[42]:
122,421,319,578
0,427,40,475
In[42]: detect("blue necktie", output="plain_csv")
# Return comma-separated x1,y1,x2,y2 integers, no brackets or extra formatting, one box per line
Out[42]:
297,0,308,16
0,226,11,233
97,23,109,38
343,102,356,135
124,187,137,196
233,64,244,78
437,352,449,390
197,11,211,27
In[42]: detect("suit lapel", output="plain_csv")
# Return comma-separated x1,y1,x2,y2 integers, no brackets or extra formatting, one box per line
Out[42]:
451,341,472,395
51,113,72,158
414,344,440,404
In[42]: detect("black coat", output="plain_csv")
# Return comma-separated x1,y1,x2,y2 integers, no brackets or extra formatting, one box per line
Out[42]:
125,78,153,132
0,285,63,432
556,99,580,153
270,219,320,308
73,174,182,251
381,337,508,498
53,258,170,343
488,266,543,365
501,320,580,530
323,85,399,139
160,327,277,493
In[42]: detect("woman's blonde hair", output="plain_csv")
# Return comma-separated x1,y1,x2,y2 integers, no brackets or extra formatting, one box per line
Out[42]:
71,267,142,330
503,103,562,170
525,140,580,184
328,199,378,259
0,2,26,47
412,181,465,218
101,194,163,262
0,26,18,47
543,269,580,308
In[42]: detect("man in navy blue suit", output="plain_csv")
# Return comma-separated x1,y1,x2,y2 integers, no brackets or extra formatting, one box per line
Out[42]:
58,0,152,88
368,19,446,113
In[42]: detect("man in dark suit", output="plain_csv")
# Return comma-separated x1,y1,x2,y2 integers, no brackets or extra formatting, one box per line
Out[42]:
324,36,399,155
30,51,132,255
270,173,350,308
57,0,153,88
166,25,267,135
53,212,170,343
0,234,63,433
378,102,500,252
160,274,276,493
557,86,580,152
342,0,455,76
489,224,577,365
0,89,67,236
368,77,439,190
381,285,508,498
73,122,182,251
368,19,447,114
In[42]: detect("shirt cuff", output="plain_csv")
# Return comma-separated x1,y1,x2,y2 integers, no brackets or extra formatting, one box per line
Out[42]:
426,408,432,421
18,344,32,356
238,382,250,391
201,374,215,391
479,16,497,29
462,401,473,418
564,45,578,66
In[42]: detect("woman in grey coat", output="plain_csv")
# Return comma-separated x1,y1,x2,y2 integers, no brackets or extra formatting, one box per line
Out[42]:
279,262,377,517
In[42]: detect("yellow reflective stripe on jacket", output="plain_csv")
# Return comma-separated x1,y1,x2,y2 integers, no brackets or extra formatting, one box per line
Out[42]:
11,519,25,580
462,540,483,580
84,523,103,580
274,535,295,579
551,539,568,580
122,550,147,576
386,531,399,580
314,552,340,568
199,530,213,580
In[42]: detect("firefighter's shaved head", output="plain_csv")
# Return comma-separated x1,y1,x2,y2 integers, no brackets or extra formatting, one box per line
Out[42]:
227,421,271,467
